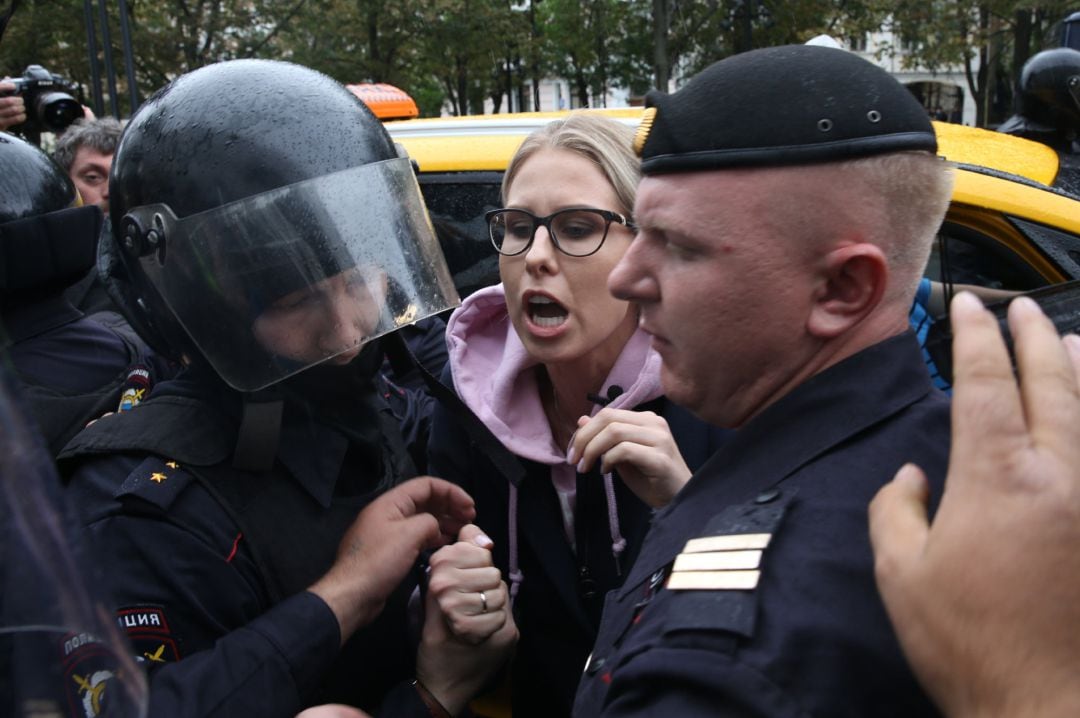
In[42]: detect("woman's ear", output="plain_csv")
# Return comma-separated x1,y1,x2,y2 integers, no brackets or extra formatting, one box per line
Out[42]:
806,243,888,338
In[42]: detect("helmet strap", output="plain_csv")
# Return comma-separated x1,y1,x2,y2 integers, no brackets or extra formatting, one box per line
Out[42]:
232,389,284,472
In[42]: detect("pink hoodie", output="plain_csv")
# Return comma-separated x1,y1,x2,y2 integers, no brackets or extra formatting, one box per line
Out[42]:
446,283,665,599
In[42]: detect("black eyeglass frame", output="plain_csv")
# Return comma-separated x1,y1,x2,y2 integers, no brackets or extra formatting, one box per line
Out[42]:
484,207,636,257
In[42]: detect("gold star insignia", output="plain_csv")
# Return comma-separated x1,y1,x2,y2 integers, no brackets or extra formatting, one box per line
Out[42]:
165,461,179,469
150,472,167,483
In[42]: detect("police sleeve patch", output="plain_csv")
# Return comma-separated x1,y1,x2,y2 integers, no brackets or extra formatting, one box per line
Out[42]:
116,605,181,666
60,611,171,718
62,631,124,718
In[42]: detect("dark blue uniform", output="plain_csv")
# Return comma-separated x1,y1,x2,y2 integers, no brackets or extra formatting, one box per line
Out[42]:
573,333,949,717
2,294,154,454
58,366,434,718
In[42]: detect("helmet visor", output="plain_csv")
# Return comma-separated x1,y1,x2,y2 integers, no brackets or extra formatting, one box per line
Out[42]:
133,157,459,391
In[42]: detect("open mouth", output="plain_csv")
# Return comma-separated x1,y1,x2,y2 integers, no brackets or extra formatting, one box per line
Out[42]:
527,295,569,328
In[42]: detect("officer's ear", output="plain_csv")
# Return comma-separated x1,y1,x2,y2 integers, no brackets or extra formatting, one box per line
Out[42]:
806,242,888,338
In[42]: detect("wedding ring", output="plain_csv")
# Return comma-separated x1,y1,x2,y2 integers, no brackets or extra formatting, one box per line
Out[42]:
479,590,489,614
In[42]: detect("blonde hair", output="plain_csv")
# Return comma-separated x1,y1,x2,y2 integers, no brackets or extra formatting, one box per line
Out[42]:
501,112,640,216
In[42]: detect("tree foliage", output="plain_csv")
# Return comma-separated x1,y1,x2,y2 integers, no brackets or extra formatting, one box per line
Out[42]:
1,0,1074,122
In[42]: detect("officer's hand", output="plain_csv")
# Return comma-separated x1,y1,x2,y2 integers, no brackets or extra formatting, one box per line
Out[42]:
426,524,508,645
569,408,692,508
869,293,1080,718
309,477,475,645
417,524,518,715
0,81,27,131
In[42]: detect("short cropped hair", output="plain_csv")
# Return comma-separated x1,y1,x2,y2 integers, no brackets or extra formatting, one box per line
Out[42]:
502,112,640,217
842,152,955,303
53,117,124,172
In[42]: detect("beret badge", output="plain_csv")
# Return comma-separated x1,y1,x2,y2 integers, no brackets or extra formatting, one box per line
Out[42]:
633,107,657,157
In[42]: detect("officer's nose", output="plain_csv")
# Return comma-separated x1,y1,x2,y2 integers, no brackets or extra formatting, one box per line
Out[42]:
320,289,367,357
608,235,657,304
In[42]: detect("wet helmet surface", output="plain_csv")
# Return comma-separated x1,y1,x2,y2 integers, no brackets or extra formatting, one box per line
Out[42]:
1015,48,1080,131
1,133,101,299
106,59,458,391
0,133,76,223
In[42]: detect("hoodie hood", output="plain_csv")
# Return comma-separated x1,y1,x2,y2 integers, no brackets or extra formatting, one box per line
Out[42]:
446,283,664,465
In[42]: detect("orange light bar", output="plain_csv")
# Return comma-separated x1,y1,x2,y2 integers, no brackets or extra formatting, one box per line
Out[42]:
345,83,420,120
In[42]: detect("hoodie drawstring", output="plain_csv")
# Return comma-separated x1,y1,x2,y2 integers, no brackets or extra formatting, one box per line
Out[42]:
603,471,627,576
508,482,524,606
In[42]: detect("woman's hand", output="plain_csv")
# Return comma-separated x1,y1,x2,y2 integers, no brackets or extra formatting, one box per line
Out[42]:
417,524,518,716
569,408,692,508
426,525,509,644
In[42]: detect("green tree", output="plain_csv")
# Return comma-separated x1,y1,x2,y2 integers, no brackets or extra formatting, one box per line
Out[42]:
884,0,1074,126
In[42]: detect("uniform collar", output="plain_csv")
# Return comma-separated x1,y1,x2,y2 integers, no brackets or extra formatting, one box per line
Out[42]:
277,407,350,508
625,330,935,596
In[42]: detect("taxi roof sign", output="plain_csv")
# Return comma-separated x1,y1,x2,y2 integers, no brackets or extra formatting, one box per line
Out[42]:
346,83,419,121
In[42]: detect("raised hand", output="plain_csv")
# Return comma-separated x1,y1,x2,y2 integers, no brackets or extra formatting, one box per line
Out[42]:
569,408,692,507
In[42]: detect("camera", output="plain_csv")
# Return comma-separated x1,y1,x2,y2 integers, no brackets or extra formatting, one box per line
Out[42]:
2,64,83,134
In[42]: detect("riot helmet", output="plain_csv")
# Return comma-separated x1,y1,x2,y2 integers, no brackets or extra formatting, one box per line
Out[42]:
1013,48,1080,135
106,59,458,392
0,133,101,301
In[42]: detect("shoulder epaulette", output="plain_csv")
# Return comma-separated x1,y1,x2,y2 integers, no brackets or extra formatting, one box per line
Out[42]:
114,455,195,513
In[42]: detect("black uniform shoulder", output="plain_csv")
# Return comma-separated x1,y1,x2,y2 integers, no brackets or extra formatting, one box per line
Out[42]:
59,392,234,467
112,454,198,515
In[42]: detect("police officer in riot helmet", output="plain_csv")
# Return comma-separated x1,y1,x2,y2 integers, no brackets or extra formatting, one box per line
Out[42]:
59,59,515,717
0,132,158,455
999,47,1080,195
998,47,1080,153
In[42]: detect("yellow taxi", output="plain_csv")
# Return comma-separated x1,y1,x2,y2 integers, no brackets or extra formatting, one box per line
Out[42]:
383,109,1080,300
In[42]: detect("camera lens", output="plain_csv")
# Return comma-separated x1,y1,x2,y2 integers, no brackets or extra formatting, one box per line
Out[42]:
33,91,82,132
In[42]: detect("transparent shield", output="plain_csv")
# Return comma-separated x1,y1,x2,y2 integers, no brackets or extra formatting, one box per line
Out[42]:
0,372,147,718
133,158,460,391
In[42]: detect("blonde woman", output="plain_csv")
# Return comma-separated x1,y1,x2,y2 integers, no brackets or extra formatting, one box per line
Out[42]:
426,113,727,716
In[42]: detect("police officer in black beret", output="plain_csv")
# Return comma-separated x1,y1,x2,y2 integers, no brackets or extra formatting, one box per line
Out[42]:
573,45,952,716
58,59,515,717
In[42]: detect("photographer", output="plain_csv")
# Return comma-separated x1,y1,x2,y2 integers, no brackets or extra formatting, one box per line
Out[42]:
0,65,83,139
0,78,27,131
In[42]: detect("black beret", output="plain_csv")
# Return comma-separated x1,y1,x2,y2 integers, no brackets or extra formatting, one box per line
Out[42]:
635,45,937,174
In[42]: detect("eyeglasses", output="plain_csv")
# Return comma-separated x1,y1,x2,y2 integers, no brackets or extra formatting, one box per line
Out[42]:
485,207,635,257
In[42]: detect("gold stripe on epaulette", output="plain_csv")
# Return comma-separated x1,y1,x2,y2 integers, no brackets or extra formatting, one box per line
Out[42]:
667,569,760,591
672,549,762,572
683,533,771,554
632,107,657,156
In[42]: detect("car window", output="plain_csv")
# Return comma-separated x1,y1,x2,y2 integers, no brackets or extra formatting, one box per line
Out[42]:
418,172,503,297
925,221,1050,291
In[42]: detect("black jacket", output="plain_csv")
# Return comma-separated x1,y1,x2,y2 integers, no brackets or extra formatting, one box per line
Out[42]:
59,365,432,718
428,366,729,718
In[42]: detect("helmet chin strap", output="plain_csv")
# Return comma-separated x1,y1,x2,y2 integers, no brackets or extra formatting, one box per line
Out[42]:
232,387,284,472
230,341,385,472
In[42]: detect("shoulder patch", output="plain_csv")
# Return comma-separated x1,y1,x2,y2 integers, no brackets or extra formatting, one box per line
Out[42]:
113,456,195,511
61,628,141,717
116,605,181,667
